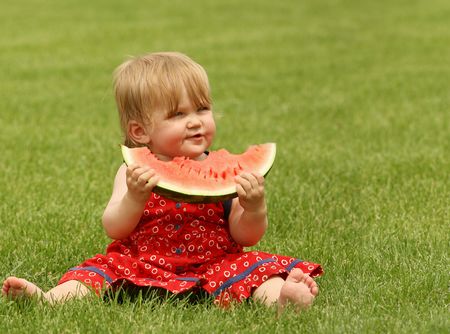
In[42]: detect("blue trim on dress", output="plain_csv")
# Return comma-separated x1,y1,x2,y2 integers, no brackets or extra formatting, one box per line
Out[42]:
212,258,276,297
286,259,303,272
175,277,200,282
69,266,113,284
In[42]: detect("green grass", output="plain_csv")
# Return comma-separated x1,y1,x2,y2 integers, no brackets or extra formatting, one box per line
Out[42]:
1,0,449,333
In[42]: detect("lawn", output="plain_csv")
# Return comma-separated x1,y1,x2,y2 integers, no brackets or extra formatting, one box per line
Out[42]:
0,0,448,333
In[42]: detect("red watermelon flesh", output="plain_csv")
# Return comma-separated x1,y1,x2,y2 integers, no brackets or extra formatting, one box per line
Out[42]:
121,143,276,203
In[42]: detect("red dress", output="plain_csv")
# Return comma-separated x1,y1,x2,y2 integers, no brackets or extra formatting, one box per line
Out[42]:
59,193,323,306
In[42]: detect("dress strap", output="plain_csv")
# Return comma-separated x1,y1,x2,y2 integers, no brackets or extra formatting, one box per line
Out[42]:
222,199,232,220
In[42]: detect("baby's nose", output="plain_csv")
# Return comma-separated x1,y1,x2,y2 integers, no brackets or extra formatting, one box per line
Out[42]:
187,115,201,128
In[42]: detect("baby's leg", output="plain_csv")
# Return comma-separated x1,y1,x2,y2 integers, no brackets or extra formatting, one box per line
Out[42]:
252,269,318,312
2,276,91,304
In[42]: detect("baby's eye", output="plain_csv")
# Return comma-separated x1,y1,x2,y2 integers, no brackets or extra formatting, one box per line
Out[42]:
169,111,184,118
197,106,209,112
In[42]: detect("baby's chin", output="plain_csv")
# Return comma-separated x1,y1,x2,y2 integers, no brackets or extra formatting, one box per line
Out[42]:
179,146,210,160
180,150,208,161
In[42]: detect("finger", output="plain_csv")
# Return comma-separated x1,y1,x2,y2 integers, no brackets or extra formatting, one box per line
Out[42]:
236,183,247,198
144,175,160,190
235,175,252,191
127,164,145,180
131,166,152,181
127,167,151,190
244,173,260,189
238,174,262,195
137,169,156,186
127,163,142,173
126,165,135,178
251,172,265,185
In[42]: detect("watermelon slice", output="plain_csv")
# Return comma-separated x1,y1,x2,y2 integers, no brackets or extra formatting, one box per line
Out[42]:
121,143,276,203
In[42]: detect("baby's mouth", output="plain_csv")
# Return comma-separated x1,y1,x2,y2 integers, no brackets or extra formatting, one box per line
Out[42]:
188,134,203,139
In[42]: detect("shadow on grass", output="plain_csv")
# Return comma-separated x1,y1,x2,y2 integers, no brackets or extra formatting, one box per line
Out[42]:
103,284,215,308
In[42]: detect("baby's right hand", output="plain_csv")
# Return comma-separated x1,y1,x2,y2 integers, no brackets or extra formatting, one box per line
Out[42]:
125,164,159,203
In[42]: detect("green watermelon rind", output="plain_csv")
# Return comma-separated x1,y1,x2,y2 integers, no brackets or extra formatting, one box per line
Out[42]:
151,186,238,204
121,143,276,203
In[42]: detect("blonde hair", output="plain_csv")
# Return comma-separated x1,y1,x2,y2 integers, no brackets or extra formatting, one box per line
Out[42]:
113,52,212,147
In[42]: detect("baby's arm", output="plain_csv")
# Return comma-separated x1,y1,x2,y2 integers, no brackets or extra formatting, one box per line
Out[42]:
228,173,268,247
102,163,159,239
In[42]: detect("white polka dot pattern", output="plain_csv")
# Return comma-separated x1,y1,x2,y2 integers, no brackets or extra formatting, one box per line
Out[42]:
58,194,323,305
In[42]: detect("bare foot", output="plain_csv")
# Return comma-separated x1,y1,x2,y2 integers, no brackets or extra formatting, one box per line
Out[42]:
278,268,319,313
2,276,43,301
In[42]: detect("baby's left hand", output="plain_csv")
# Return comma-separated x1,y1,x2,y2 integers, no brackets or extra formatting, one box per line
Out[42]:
235,172,266,213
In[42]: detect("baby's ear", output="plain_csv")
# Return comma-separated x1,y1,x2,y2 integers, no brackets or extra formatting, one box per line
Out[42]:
128,121,151,144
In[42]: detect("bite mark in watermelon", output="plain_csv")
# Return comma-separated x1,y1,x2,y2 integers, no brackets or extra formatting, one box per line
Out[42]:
121,143,276,203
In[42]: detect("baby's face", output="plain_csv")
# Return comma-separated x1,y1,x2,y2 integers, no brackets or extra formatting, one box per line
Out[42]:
146,90,216,161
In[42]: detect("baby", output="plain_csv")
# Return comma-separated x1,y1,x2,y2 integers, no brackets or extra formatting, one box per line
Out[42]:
2,52,322,312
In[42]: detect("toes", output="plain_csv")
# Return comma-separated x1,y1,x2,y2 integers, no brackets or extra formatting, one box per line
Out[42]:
302,275,315,287
7,277,26,291
2,277,14,296
279,276,316,313
301,274,319,296
286,269,319,297
2,277,31,299
7,277,20,287
286,268,305,282
1,284,8,296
